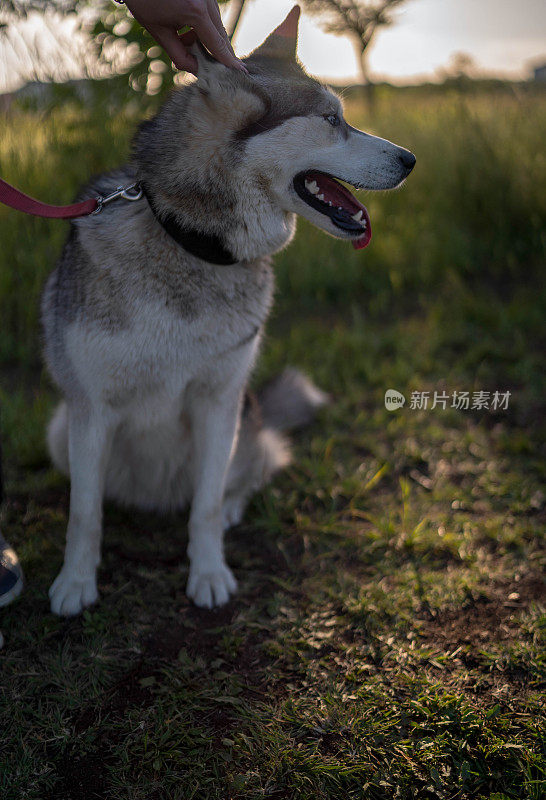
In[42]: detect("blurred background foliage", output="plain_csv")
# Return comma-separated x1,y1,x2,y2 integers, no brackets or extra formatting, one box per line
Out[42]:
0,0,233,99
90,0,233,97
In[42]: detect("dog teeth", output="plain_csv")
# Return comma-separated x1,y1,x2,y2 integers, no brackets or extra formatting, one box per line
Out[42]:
305,180,319,194
352,210,364,222
317,193,325,201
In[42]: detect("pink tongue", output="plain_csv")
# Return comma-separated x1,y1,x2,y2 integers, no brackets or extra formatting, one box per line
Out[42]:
352,234,369,250
304,171,372,250
352,226,372,250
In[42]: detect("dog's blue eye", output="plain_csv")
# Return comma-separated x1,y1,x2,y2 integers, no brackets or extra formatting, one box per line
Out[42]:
324,114,341,127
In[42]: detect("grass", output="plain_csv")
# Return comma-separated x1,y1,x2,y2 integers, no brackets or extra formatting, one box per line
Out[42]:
0,84,545,799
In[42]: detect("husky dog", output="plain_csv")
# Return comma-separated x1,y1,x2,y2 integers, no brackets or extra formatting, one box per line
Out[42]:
42,7,415,615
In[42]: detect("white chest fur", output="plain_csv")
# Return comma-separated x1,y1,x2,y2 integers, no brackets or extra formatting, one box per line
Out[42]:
64,260,273,425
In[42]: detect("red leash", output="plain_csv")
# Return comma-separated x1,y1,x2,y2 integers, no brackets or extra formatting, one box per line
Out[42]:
0,179,142,218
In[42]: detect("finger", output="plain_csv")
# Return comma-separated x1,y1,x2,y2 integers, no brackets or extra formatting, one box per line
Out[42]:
150,25,198,74
206,0,234,50
206,1,249,73
192,14,247,72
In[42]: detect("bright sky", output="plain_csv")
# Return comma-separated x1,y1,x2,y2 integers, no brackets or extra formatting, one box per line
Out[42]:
0,0,545,92
233,0,546,84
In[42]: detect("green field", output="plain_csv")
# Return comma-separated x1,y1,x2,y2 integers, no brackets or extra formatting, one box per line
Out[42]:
0,85,545,799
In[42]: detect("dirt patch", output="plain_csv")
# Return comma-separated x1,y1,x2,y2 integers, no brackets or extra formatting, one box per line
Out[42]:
73,664,156,737
144,604,239,662
42,662,158,800
56,751,111,800
145,605,273,686
417,573,544,653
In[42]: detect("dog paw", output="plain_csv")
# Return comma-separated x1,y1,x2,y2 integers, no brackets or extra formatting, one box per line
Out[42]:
49,568,98,616
222,495,245,531
186,563,237,609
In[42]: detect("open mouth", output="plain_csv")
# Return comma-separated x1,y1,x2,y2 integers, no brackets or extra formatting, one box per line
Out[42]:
293,170,371,250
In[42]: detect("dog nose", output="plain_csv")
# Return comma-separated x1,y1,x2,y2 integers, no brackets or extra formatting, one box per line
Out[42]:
399,150,416,172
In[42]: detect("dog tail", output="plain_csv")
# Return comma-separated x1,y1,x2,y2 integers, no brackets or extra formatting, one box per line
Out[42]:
224,369,327,509
257,368,329,433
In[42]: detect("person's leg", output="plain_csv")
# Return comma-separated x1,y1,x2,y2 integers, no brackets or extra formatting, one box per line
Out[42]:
0,440,25,648
0,530,24,609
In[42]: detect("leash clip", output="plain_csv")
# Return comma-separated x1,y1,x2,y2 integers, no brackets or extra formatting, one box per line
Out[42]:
92,182,143,215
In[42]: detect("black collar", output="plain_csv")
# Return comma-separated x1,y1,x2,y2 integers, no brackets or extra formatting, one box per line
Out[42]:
142,184,238,266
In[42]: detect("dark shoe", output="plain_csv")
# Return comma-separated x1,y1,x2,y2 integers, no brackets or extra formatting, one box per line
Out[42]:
0,530,23,608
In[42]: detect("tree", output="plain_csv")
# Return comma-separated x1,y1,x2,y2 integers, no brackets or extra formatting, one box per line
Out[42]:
303,0,409,103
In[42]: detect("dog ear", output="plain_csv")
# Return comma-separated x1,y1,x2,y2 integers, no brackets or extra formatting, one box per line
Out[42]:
253,5,301,61
190,40,228,91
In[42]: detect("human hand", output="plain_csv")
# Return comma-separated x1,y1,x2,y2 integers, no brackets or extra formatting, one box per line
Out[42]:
123,0,247,75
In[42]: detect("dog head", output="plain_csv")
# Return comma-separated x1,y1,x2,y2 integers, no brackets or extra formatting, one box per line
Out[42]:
134,6,415,262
